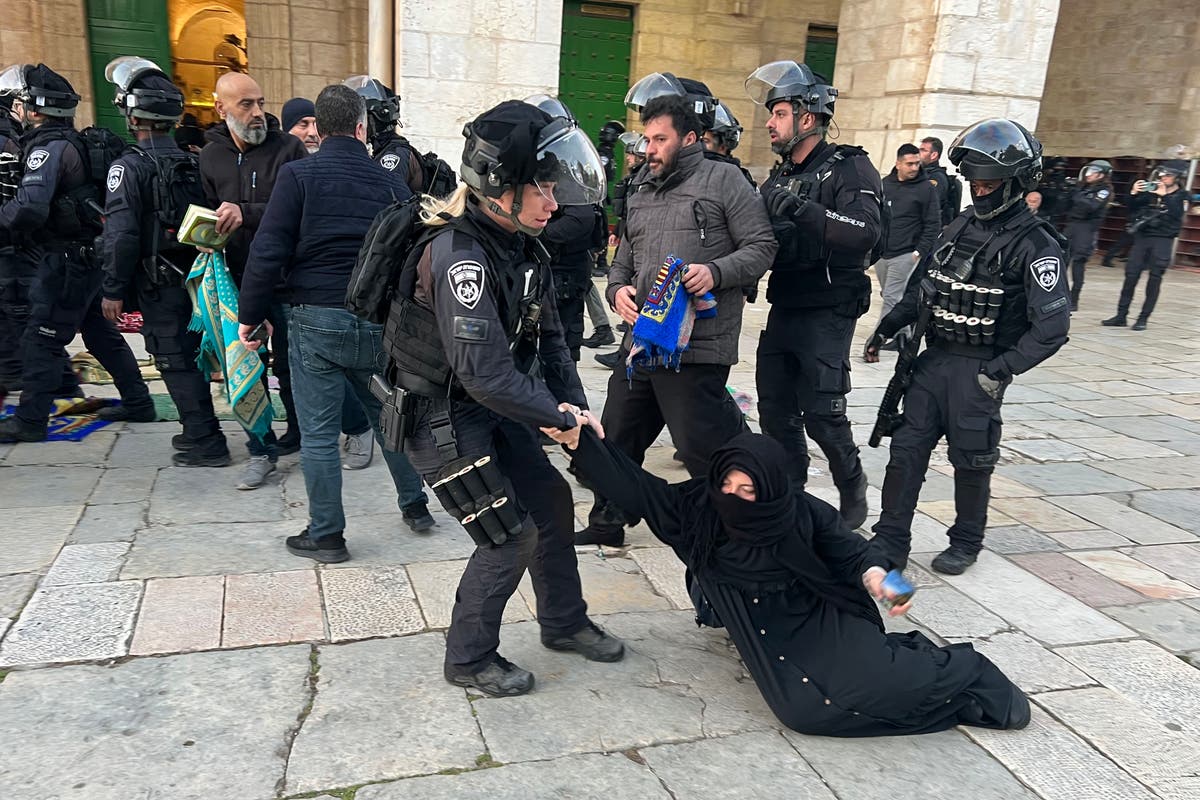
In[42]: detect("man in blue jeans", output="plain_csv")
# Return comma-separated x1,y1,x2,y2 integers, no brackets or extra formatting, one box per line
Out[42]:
236,83,434,561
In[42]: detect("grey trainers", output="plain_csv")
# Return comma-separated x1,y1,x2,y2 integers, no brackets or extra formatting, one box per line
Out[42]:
236,455,276,490
342,429,375,470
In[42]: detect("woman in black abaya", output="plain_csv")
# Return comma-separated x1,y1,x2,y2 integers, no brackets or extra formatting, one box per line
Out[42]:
546,419,1030,737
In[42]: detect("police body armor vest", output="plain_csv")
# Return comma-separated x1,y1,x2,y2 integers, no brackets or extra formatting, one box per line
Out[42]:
381,215,549,399
768,144,870,268
25,127,100,245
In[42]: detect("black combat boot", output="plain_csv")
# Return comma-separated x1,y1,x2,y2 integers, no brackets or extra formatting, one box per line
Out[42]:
541,621,625,662
839,474,869,530
582,325,615,348
594,351,621,369
0,416,47,443
401,501,436,532
170,435,232,467
285,528,350,563
1100,315,1126,327
445,655,535,697
931,545,978,575
95,401,157,423
1132,318,1148,331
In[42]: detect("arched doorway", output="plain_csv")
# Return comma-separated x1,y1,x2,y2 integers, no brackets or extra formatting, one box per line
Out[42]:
169,0,246,126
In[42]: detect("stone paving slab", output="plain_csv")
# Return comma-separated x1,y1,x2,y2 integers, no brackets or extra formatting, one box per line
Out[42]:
221,570,325,648
1057,639,1200,739
1091,456,1200,491
1126,543,1200,588
1067,551,1200,600
1043,529,1134,550
149,464,286,525
89,466,160,505
0,581,142,667
947,631,1094,694
355,753,672,800
0,645,310,799
1002,438,1099,463
106,430,186,468
980,525,1063,554
121,520,315,579
42,542,129,586
628,546,690,610
320,513,478,567
285,635,484,794
641,731,838,799
576,554,672,615
2,431,117,466
965,706,1159,800
1036,687,1200,798
786,728,1039,800
996,462,1149,495
1101,601,1200,653
916,551,1134,646
67,501,145,544
989,496,1094,532
130,575,224,655
1009,552,1149,607
906,586,1009,639
319,566,426,641
0,573,37,620
406,559,533,629
1129,489,1200,534
1048,494,1197,544
1075,436,1185,459
0,504,81,576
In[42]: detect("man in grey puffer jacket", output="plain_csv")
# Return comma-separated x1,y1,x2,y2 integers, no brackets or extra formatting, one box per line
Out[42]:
576,94,777,547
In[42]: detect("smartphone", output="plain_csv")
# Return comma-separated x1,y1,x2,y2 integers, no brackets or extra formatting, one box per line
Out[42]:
881,569,916,609
247,321,269,346
1143,181,1159,193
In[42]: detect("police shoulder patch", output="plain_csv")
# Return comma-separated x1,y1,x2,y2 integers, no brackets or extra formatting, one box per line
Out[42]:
1097,189,1110,200
1030,256,1061,292
453,315,489,342
106,164,125,193
379,153,401,171
447,260,485,310
26,149,49,171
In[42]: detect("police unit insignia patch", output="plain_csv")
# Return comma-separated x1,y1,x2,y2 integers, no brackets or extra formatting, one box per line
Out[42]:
1098,189,1110,200
106,164,125,193
448,261,485,310
380,154,401,171
1031,256,1060,292
26,149,49,171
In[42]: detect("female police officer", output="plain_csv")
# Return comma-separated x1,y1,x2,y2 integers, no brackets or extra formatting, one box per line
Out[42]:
381,100,623,697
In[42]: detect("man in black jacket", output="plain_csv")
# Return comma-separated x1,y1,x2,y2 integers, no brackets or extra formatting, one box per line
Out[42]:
872,143,940,346
749,60,881,528
237,83,433,562
919,136,960,225
1102,160,1187,331
1063,160,1112,310
200,71,307,487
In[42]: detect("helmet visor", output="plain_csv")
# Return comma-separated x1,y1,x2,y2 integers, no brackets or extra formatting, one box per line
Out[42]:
617,132,647,158
0,65,26,97
534,124,606,205
744,60,816,105
624,72,685,111
1079,164,1106,181
525,93,574,122
104,57,164,92
949,119,1035,167
343,75,391,100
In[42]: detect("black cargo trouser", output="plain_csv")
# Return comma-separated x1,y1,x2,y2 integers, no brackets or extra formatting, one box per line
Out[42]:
1065,221,1099,303
405,401,589,673
585,360,749,537
756,303,864,491
15,248,148,427
0,252,78,393
137,280,224,448
870,348,1006,569
1117,235,1173,321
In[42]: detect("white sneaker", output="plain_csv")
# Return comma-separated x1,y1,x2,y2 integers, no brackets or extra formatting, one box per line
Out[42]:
342,429,375,470
236,454,276,490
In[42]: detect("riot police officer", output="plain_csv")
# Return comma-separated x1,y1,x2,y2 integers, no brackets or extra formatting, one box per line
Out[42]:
378,100,623,696
865,119,1071,575
747,60,882,528
701,100,755,188
97,57,229,464
0,81,29,396
343,75,424,196
1063,159,1112,310
0,63,153,442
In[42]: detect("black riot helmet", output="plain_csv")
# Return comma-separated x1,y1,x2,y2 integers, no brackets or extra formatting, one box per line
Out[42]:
624,71,716,128
0,63,79,119
708,101,743,152
524,93,576,123
1078,159,1112,183
460,99,606,236
949,118,1044,220
745,60,837,155
105,57,183,127
343,75,402,143
1149,159,1188,182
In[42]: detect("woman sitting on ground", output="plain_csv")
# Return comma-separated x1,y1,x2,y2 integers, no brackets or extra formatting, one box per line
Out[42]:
544,416,1030,737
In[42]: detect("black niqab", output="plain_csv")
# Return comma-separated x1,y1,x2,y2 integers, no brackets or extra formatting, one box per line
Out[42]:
685,433,882,629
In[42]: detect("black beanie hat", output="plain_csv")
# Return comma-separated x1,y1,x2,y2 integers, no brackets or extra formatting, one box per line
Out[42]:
282,97,315,133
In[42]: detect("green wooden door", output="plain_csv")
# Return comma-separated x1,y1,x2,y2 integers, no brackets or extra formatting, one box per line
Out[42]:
86,0,172,135
805,25,838,84
559,0,634,192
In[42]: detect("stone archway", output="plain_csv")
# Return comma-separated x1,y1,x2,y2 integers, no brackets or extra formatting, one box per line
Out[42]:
170,0,247,125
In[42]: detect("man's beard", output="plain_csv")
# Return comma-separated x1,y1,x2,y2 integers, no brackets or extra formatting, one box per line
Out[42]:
228,115,266,146
649,147,678,178
303,140,319,154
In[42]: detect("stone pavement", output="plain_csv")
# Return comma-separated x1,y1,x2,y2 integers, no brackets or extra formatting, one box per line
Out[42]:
1,264,1199,799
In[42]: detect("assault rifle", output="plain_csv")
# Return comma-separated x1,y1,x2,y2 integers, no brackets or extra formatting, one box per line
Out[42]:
869,277,937,448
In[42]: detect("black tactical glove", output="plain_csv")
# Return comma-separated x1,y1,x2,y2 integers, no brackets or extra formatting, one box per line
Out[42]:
765,185,808,220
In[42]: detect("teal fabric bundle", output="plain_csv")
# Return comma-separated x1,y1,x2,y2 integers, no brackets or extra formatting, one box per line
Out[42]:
627,255,717,376
186,251,273,442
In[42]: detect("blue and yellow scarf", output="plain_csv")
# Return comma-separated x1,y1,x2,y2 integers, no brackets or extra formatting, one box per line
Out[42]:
627,255,717,377
186,251,273,443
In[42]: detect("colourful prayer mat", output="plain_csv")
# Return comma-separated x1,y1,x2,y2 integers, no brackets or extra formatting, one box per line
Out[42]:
0,398,114,442
628,255,717,375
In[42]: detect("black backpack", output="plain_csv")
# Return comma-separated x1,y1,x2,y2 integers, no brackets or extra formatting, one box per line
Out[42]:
416,149,457,199
66,126,129,233
346,194,429,324
945,172,963,221
134,146,207,256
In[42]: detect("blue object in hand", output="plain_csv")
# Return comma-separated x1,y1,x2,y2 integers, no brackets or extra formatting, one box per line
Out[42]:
881,569,915,608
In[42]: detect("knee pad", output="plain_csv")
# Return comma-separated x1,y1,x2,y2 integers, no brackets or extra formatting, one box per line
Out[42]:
431,455,521,547
154,353,193,372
